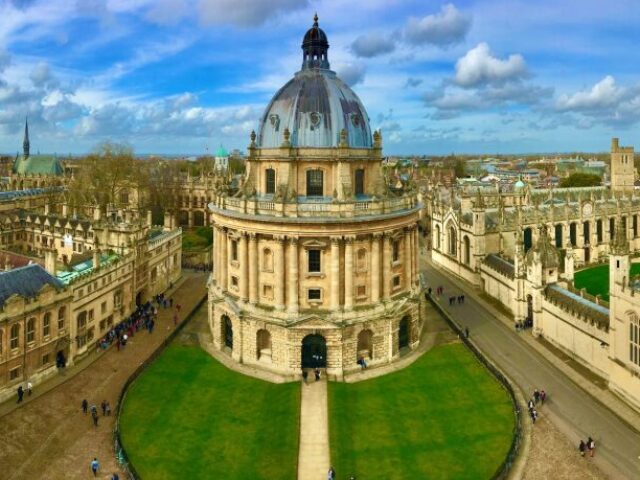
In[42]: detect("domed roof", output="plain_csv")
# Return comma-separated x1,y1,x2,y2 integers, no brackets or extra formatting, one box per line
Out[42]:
257,15,372,149
215,145,229,157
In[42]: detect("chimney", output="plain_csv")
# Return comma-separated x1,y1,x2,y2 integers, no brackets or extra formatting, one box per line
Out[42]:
147,210,153,227
62,203,68,217
612,137,619,151
93,206,101,221
44,248,57,275
44,203,50,215
92,248,100,269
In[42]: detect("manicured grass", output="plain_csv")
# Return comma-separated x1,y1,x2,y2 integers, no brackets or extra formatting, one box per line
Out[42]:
120,345,300,480
574,263,640,301
329,343,515,480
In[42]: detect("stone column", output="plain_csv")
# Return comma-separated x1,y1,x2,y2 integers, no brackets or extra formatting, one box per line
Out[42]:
239,232,249,302
371,233,381,303
188,210,194,228
288,237,299,313
383,233,392,299
330,237,341,310
413,227,420,289
248,233,258,304
212,226,218,284
274,236,285,310
344,236,354,310
220,228,228,291
404,228,412,291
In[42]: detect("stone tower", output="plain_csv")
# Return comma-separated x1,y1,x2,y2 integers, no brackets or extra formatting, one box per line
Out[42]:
610,137,635,192
610,214,630,296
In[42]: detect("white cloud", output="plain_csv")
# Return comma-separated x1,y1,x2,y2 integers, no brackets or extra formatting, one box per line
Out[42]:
197,0,309,27
144,0,189,25
351,32,396,58
335,62,366,87
556,76,624,111
455,43,527,87
405,4,471,47
29,62,58,89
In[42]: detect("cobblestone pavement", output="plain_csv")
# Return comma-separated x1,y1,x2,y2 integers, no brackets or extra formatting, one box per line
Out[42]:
523,415,607,480
0,272,208,480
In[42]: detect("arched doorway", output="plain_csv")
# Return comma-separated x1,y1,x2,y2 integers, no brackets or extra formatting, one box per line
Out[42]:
257,329,272,360
222,315,233,349
301,334,326,368
399,316,410,349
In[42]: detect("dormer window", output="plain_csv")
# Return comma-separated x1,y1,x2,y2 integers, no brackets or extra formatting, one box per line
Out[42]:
309,112,321,130
269,114,280,131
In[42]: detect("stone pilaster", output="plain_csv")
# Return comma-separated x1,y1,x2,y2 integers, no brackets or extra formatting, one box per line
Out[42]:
288,237,299,313
383,233,392,299
248,233,258,304
413,227,420,288
239,232,249,302
220,227,228,291
405,227,412,291
330,236,341,310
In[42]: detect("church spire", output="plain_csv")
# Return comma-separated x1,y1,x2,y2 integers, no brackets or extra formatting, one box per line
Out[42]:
23,117,30,158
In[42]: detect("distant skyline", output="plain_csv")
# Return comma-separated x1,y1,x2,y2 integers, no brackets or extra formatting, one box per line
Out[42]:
2,0,640,155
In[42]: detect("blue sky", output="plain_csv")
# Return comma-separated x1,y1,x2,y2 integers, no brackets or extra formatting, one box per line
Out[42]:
2,0,640,155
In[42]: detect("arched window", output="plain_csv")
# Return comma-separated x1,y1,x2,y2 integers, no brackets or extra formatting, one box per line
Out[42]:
448,225,457,256
357,329,373,361
306,169,324,197
10,323,19,349
463,236,470,265
262,248,273,271
27,318,36,343
354,169,365,196
265,168,276,194
222,315,233,349
555,224,563,248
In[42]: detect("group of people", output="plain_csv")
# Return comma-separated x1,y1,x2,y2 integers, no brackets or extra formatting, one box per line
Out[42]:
579,437,596,458
527,388,547,424
15,382,33,403
302,368,322,384
515,318,534,331
328,467,355,480
82,398,111,427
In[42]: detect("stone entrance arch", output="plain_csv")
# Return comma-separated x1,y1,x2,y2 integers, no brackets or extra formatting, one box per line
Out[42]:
257,329,272,361
399,316,410,349
301,334,326,368
357,329,373,362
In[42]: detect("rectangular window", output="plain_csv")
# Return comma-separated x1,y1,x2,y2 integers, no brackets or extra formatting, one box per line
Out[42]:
308,249,321,273
231,276,239,288
43,315,50,338
308,289,321,300
357,285,366,297
393,275,401,288
99,319,107,331
10,367,20,381
265,168,276,194
231,240,238,261
88,309,94,322
27,318,36,343
631,322,640,367
42,354,50,366
101,302,107,314
392,240,400,262
87,327,95,342
58,308,65,330
10,325,19,349
306,170,324,197
262,284,273,299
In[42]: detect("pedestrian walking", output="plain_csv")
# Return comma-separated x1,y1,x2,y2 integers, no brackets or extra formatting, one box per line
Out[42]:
101,400,107,416
464,327,469,338
27,381,33,396
105,401,111,416
111,473,120,480
328,466,336,480
82,399,88,414
91,458,99,477
587,437,595,457
579,440,586,457
314,368,321,381
92,411,99,427
16,385,24,403
302,369,308,384
527,399,534,411
540,390,546,405
533,389,540,404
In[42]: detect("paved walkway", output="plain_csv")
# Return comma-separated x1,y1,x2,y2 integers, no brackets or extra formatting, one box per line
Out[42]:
297,375,330,480
425,258,640,479
0,271,208,480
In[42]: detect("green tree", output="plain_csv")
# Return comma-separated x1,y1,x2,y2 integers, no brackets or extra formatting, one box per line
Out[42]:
559,173,602,188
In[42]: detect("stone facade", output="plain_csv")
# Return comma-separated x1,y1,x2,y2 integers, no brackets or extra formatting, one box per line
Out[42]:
208,18,424,378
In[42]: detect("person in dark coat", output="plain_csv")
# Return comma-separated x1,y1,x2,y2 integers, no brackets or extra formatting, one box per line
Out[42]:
82,399,88,414
16,385,24,403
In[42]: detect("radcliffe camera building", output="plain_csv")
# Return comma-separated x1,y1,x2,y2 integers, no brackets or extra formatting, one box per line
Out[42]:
208,16,424,377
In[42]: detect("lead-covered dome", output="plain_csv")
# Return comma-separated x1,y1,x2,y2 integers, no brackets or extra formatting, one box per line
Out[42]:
257,15,372,149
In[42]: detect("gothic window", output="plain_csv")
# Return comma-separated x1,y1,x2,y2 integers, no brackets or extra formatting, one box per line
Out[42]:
306,170,324,197
435,225,441,250
634,216,638,238
596,219,603,243
354,169,365,196
610,218,615,239
583,221,590,244
555,224,563,248
631,315,640,367
308,249,321,273
463,236,470,265
569,223,577,246
448,226,457,256
265,168,276,194
26,318,35,343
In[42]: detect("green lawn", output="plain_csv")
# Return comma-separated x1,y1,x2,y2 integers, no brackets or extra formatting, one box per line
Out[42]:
574,263,640,301
329,343,515,480
120,344,300,480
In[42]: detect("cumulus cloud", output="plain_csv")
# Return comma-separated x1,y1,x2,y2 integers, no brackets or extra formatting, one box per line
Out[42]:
405,77,423,88
198,0,309,27
30,62,58,90
455,43,528,87
144,0,190,26
405,4,471,47
556,76,624,111
0,50,10,73
335,63,366,87
351,32,396,58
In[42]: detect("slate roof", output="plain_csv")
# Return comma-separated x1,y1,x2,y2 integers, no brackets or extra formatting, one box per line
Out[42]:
13,155,63,176
483,254,515,279
544,283,609,330
0,264,63,305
